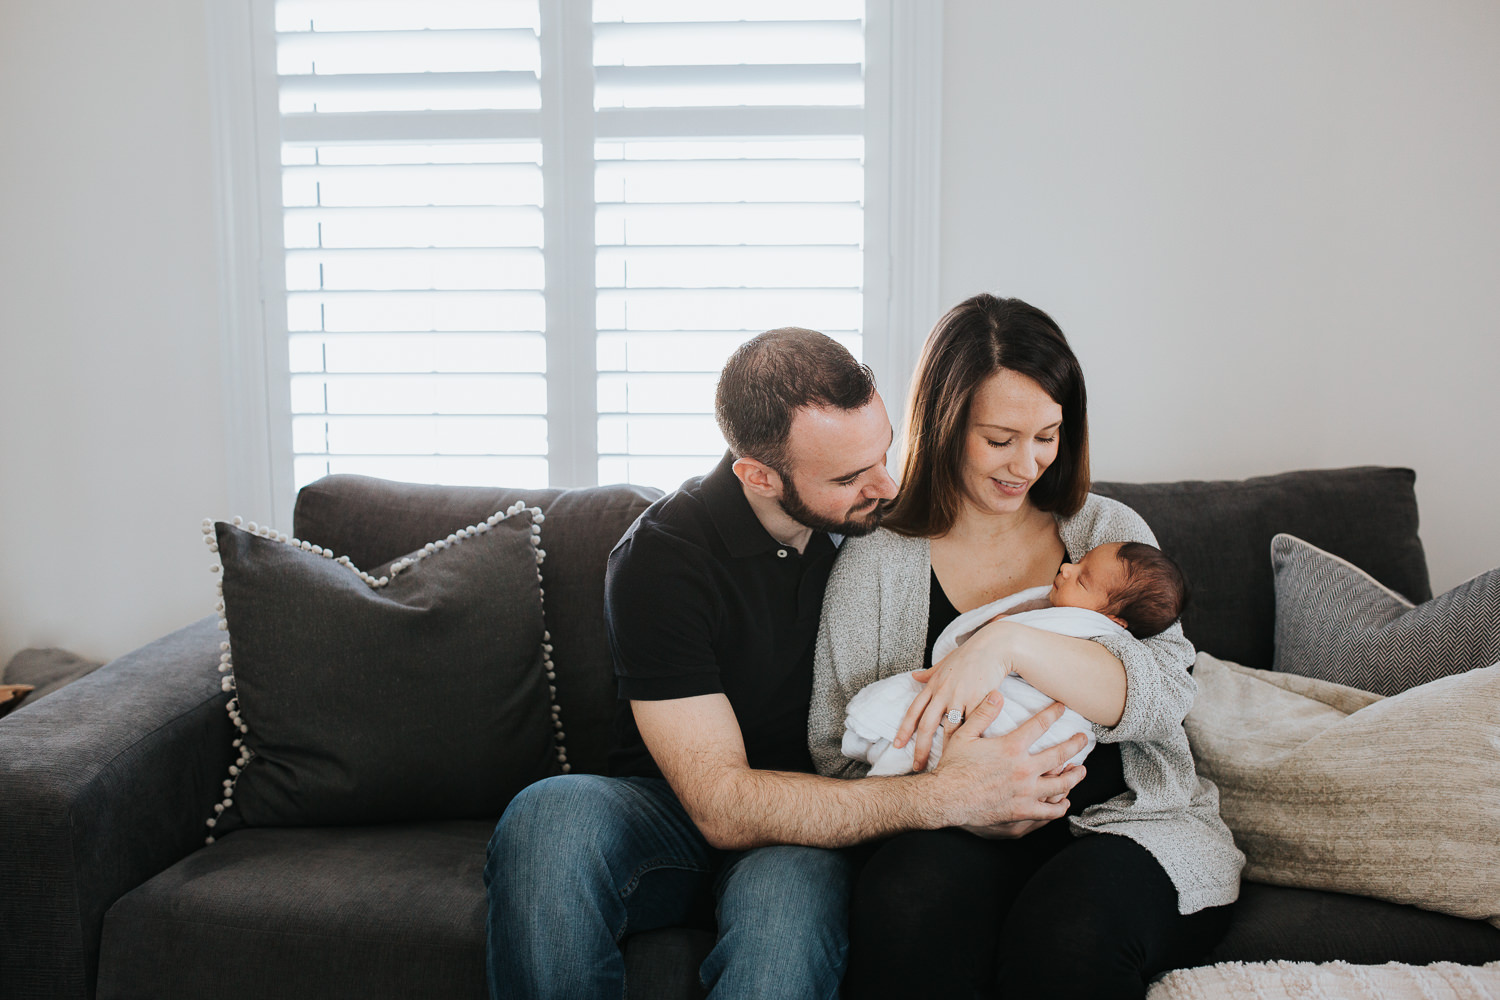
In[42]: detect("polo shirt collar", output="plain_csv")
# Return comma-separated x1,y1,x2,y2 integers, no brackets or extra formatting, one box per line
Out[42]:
701,451,823,559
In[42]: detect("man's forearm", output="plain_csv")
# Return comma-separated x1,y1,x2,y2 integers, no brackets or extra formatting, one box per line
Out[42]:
691,766,942,850
648,691,1083,851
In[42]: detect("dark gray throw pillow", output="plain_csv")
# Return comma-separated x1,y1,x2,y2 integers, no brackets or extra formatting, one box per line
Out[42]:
202,502,561,840
1271,533,1500,695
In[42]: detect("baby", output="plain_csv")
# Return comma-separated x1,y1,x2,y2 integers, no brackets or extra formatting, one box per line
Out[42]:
842,541,1189,776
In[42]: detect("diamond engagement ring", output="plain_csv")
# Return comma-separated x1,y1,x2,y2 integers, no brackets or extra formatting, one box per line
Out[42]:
945,708,964,727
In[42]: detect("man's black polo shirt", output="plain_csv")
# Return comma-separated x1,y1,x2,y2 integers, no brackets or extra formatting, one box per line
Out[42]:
605,452,840,780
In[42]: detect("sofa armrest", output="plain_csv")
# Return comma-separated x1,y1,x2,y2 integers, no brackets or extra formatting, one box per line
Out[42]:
0,617,231,1000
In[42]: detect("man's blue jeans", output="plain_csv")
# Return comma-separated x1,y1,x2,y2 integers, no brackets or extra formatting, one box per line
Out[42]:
485,774,852,999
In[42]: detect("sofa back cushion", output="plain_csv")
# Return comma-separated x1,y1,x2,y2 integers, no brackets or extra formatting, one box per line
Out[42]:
291,466,1429,776
1094,467,1430,669
294,476,662,777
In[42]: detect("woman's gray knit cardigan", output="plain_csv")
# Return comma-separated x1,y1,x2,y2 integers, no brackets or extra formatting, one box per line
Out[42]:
808,493,1244,915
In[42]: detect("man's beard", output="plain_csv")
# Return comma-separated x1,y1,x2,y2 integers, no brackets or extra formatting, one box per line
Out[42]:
776,471,887,537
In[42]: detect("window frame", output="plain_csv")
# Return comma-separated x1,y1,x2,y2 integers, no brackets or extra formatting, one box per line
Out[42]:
208,0,942,526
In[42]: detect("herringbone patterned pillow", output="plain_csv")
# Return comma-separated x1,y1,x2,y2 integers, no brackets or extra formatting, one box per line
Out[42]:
1271,533,1500,695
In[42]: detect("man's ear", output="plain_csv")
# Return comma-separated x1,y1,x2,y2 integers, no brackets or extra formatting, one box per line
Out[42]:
732,456,783,499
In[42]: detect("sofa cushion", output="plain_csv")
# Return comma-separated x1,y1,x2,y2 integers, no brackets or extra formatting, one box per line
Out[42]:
1207,883,1500,965
98,822,494,1000
1272,533,1500,695
208,503,556,833
1093,467,1430,669
1185,652,1500,929
293,476,662,776
97,823,716,1000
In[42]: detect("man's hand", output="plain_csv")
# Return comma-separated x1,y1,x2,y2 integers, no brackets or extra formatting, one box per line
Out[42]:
928,690,1087,833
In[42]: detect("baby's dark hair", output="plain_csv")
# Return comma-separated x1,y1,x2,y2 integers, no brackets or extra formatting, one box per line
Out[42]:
1106,542,1190,639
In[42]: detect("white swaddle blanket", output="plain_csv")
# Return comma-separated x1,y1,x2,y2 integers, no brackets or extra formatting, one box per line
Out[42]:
842,585,1127,776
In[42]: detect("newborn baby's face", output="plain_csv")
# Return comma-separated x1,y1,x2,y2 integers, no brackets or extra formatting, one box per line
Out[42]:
1049,542,1127,614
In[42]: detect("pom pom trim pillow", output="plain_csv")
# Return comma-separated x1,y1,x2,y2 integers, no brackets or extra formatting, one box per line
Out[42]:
1272,532,1500,695
200,502,568,842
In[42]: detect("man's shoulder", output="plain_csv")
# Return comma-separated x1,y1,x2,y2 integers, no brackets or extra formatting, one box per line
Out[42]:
610,480,718,572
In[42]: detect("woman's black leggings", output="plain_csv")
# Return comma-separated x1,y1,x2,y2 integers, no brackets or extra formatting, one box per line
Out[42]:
843,825,1233,1000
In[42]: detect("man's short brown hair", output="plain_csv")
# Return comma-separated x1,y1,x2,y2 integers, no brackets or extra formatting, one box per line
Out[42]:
714,328,877,473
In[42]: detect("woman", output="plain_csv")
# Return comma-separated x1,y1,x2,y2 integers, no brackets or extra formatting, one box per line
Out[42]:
808,294,1243,998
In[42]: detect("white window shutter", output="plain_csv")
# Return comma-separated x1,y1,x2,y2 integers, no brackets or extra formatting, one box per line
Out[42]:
592,1,867,490
270,0,871,493
275,1,550,490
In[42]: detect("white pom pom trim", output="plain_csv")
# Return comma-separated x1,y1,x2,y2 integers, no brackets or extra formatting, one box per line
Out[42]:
525,506,569,774
197,499,572,838
202,517,256,842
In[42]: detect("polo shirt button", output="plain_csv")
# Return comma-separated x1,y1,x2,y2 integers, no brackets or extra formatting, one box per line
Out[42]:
776,548,788,558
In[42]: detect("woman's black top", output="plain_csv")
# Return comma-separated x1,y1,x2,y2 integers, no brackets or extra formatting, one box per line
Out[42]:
924,567,1126,814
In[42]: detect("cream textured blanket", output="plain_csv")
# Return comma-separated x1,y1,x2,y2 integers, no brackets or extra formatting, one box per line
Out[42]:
1147,961,1500,1000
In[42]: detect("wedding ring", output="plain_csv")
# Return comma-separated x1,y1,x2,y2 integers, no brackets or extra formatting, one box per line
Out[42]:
945,708,964,727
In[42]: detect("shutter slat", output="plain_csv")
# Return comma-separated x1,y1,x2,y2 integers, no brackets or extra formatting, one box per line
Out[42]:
293,415,549,455
286,248,545,292
596,106,861,138
289,332,546,374
283,162,542,207
281,110,543,144
596,202,862,246
279,70,539,114
277,28,540,76
291,373,547,415
284,205,544,249
593,20,863,66
597,330,858,374
596,64,862,109
597,245,862,290
596,288,862,332
593,0,862,23
286,290,546,333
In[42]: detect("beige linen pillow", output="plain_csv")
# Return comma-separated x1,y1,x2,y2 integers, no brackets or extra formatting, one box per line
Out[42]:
1185,652,1500,929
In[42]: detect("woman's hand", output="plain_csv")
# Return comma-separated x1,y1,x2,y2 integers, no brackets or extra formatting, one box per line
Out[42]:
896,619,1023,769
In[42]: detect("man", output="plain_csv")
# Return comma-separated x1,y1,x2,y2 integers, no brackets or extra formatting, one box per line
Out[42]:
484,328,1088,998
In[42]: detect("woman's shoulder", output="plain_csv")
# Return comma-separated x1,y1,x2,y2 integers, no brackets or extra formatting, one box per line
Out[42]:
839,525,928,557
830,527,927,578
1058,492,1160,552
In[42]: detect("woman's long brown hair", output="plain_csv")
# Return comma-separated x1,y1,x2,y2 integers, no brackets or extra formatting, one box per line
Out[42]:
882,294,1091,537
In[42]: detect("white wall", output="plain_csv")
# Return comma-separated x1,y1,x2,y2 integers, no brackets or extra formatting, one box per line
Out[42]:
1,0,1495,668
0,0,228,668
940,0,1500,593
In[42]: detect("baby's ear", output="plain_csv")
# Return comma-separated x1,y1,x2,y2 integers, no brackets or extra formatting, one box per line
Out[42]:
1106,613,1128,629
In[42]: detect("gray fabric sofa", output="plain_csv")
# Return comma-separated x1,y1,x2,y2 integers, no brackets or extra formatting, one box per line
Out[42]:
3,466,1497,1000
